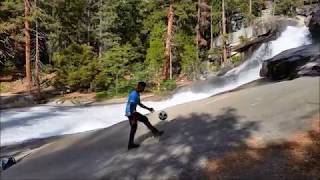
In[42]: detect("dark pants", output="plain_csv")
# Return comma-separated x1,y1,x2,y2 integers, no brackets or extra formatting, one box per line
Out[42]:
128,112,159,146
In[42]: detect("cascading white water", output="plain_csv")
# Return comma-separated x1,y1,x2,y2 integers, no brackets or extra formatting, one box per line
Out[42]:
0,26,311,146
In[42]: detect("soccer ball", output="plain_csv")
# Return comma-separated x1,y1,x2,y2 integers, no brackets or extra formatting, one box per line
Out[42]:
158,111,168,121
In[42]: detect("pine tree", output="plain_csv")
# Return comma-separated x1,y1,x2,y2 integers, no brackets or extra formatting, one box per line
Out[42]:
93,0,120,57
0,0,24,75
222,0,228,65
35,0,40,96
24,0,32,94
146,22,166,86
163,1,174,80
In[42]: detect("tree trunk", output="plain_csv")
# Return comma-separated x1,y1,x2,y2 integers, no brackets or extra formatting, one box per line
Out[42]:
196,0,201,49
163,2,174,80
249,0,252,15
272,0,276,16
87,0,91,45
169,49,172,79
210,1,213,50
87,9,90,44
98,0,102,58
195,0,201,77
222,0,229,65
35,0,41,98
24,0,31,94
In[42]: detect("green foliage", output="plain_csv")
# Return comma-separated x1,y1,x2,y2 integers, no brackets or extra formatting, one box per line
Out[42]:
274,0,304,16
1,0,298,97
94,44,143,93
53,43,97,91
181,43,199,80
130,63,149,85
93,0,120,48
231,54,242,64
142,10,166,32
225,0,264,17
173,1,197,33
0,82,9,93
211,0,222,36
1,60,17,75
0,0,24,72
95,91,111,101
53,42,145,95
160,79,177,91
115,0,144,44
175,32,199,80
251,0,265,17
210,0,265,35
90,70,112,92
146,22,166,81
239,35,249,43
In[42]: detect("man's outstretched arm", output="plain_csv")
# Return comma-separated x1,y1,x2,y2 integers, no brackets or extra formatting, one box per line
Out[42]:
138,102,154,112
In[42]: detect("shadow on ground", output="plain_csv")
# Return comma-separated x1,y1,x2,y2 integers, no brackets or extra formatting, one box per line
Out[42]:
95,107,259,179
206,128,320,180
3,107,318,180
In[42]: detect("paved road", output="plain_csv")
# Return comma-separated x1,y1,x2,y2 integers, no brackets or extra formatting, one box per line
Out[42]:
2,77,319,180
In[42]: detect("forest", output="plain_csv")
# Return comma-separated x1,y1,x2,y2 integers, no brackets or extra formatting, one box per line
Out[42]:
0,0,304,97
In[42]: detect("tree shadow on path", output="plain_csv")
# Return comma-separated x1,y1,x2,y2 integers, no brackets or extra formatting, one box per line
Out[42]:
206,122,320,180
96,107,259,180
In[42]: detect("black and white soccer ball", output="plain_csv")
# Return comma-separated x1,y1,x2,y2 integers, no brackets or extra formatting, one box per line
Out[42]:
158,111,168,121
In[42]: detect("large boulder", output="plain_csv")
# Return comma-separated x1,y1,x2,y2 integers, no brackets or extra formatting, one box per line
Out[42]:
213,16,299,48
1,157,16,171
260,44,320,80
297,55,320,76
308,8,320,41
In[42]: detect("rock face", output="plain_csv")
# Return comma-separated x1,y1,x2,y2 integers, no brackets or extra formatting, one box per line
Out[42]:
0,94,35,109
297,55,320,76
260,44,320,80
230,13,247,32
308,9,320,41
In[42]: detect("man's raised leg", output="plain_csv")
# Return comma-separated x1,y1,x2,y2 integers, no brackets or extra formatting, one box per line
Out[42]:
137,113,164,137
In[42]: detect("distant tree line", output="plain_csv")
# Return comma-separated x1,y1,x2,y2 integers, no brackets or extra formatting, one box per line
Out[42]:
0,0,304,96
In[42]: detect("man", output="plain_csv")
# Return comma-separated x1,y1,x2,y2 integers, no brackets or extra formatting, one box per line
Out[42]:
125,82,164,150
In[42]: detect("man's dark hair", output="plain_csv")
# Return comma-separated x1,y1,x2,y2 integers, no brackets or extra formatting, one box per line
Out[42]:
137,81,146,87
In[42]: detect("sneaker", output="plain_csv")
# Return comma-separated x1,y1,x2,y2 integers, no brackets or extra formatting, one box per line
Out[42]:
128,143,140,150
154,130,164,137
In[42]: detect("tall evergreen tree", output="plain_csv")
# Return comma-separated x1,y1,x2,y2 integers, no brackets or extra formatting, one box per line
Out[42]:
163,1,174,80
0,0,24,75
93,0,120,57
24,0,31,94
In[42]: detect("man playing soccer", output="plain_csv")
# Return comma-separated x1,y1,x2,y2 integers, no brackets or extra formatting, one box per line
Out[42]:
125,82,164,150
